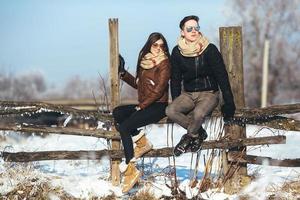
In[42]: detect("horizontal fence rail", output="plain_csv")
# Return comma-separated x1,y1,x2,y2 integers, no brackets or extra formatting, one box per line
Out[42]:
1,135,286,162
0,124,119,139
1,101,299,131
228,152,300,167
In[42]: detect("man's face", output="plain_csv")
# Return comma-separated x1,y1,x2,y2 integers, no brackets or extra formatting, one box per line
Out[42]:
181,19,200,42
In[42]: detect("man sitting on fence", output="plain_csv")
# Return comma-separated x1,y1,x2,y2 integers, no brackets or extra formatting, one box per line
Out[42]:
166,15,236,156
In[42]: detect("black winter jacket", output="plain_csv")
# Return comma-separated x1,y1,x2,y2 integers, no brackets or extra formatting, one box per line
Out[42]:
170,43,235,108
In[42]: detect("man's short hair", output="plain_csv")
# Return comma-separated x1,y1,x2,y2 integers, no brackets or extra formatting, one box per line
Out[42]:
179,15,199,30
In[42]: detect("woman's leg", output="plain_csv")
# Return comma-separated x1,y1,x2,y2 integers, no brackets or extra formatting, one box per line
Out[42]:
113,104,136,124
118,102,167,163
112,104,139,136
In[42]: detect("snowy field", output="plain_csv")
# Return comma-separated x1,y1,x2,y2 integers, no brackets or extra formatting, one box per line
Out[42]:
0,121,300,199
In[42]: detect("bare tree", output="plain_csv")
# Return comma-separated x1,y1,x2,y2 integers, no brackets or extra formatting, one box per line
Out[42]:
225,0,300,107
120,81,137,103
62,75,99,99
97,73,110,111
97,72,138,106
0,67,114,102
0,70,47,100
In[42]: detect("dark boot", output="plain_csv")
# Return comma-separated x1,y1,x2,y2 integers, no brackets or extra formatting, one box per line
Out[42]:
190,127,208,152
198,126,208,140
173,133,194,157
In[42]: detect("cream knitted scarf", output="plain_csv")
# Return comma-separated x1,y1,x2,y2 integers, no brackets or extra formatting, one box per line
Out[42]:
140,51,167,69
177,33,209,57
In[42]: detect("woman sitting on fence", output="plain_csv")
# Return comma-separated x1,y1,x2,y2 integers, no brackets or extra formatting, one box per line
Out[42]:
113,32,171,193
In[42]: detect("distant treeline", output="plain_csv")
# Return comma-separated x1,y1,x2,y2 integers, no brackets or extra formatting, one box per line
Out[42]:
0,70,137,102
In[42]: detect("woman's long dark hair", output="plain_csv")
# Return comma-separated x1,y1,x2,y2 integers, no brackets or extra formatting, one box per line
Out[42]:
135,32,170,77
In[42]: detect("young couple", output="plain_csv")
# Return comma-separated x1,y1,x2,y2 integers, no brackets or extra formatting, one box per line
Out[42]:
112,15,236,193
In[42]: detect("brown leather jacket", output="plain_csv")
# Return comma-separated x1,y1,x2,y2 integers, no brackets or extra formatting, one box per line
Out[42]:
121,59,171,109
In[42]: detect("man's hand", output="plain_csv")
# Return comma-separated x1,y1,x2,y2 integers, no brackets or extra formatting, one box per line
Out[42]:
119,54,126,75
221,103,236,124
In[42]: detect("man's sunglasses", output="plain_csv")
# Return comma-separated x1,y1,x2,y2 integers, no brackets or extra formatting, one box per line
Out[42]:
186,26,200,33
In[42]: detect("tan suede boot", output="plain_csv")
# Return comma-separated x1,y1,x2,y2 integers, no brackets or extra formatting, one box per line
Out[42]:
132,131,153,159
119,161,141,193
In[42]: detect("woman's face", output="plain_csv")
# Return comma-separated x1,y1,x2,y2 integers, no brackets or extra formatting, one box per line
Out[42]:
181,19,200,42
150,39,164,56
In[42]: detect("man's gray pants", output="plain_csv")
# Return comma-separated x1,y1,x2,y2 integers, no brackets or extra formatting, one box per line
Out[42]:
166,91,219,136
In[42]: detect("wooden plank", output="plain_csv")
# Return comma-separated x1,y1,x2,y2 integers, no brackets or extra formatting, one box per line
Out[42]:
219,26,247,192
1,115,299,139
1,135,286,162
0,124,120,139
1,122,291,144
233,103,300,118
109,18,121,186
158,116,300,131
0,100,111,121
228,152,300,167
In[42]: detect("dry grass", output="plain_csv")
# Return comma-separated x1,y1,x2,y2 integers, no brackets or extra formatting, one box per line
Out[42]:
198,178,212,193
2,176,299,200
0,163,117,200
234,195,287,200
89,193,117,200
1,184,159,200
130,188,157,200
235,178,300,200
1,160,300,200
0,179,77,200
281,180,300,195
235,193,290,200
100,194,118,200
0,181,121,200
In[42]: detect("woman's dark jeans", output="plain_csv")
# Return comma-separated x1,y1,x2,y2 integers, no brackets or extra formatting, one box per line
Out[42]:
113,102,167,164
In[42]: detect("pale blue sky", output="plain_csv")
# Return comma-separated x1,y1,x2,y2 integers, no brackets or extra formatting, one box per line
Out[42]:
0,0,229,86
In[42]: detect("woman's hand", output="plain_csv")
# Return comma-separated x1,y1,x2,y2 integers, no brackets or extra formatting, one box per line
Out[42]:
119,54,126,76
135,106,141,111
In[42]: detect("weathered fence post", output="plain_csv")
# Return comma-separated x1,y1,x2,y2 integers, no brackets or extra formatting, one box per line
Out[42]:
109,18,121,186
219,26,248,193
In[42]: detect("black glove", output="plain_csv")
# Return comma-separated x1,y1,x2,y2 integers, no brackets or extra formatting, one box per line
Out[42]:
221,103,236,123
118,54,126,75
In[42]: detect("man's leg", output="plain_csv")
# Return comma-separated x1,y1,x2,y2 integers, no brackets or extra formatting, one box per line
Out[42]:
166,92,199,156
187,91,219,135
187,91,219,152
165,92,195,129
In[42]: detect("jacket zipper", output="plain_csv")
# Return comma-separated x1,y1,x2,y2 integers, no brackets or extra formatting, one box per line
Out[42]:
206,76,211,88
200,55,206,89
195,56,199,91
204,76,207,88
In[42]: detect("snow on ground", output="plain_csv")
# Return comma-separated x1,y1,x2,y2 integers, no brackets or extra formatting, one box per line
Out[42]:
0,122,300,199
